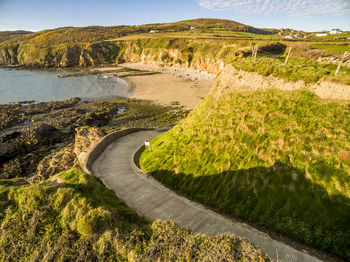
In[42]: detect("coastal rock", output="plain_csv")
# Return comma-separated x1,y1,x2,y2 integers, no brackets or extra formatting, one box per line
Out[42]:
0,123,67,179
35,143,76,182
85,111,109,127
74,127,104,166
0,142,15,159
0,97,80,130
15,123,59,149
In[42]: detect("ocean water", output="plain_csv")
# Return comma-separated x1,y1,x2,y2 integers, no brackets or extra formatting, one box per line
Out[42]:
0,69,131,104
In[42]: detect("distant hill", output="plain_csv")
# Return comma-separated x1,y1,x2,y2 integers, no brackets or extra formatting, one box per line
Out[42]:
169,18,271,34
0,30,32,36
0,18,271,46
0,30,32,38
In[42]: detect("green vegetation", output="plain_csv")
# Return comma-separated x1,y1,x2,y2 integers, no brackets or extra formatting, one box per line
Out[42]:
0,19,349,85
0,166,268,261
140,90,350,259
312,44,350,53
226,31,282,39
2,35,349,84
0,19,267,47
0,30,32,41
165,18,271,35
314,33,350,39
120,38,350,84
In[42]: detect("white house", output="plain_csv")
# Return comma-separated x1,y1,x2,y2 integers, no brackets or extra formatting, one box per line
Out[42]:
149,29,160,34
190,26,196,30
330,29,342,35
316,33,328,37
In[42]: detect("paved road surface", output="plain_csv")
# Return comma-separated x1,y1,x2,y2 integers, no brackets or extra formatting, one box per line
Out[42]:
92,130,322,262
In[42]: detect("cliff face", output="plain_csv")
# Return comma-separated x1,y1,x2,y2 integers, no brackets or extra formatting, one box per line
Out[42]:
1,38,349,101
0,42,121,68
211,65,350,101
0,38,248,69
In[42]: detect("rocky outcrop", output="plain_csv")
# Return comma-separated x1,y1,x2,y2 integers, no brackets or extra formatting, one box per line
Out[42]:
0,42,120,68
35,143,76,181
34,127,104,182
0,123,68,179
0,97,80,130
84,112,109,127
74,127,105,167
0,142,16,159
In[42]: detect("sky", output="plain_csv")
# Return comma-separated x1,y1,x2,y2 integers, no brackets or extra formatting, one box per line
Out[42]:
0,0,349,32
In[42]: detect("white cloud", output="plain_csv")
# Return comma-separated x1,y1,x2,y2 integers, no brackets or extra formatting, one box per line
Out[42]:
196,0,350,16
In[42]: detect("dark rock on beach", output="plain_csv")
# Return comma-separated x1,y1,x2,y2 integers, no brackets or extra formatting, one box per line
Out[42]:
0,97,80,130
0,97,184,180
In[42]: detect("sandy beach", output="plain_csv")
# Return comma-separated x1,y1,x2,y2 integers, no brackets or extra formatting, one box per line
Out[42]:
96,63,215,109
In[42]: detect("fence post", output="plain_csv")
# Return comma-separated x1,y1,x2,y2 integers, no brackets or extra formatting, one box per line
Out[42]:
285,47,292,64
335,51,349,75
252,45,258,59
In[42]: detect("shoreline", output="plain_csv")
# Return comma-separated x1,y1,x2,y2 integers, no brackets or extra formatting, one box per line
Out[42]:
1,64,214,109
98,63,215,109
56,63,215,109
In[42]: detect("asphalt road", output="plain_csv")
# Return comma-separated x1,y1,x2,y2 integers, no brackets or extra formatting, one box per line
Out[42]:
92,130,322,262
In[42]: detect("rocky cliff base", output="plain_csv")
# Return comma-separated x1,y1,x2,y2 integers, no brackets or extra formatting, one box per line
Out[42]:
0,97,184,181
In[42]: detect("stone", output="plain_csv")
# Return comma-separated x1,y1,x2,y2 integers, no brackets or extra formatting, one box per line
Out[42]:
0,142,15,158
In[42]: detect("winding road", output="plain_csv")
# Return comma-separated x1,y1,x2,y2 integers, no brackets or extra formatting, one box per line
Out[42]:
92,130,323,262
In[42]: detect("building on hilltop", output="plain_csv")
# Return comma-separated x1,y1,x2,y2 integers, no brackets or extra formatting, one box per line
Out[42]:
316,32,328,37
149,29,160,33
330,29,343,35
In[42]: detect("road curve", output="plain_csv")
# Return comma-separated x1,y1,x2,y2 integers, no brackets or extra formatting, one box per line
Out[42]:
92,130,322,262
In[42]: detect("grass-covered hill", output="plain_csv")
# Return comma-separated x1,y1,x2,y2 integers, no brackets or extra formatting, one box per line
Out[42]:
0,19,268,46
139,89,350,260
0,30,32,41
0,166,268,261
166,18,269,34
1,36,349,85
0,19,349,86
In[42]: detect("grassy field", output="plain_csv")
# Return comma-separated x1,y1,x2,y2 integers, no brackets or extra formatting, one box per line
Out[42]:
1,20,349,85
0,166,268,261
312,44,350,53
140,90,350,260
314,33,350,39
124,37,350,84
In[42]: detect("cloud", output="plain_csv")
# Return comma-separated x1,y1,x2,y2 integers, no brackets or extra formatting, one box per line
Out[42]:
196,0,350,16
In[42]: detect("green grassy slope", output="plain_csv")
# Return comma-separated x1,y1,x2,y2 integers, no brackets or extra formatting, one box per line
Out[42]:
0,19,267,46
120,38,349,84
0,30,32,41
311,44,350,53
1,36,349,84
140,90,350,259
0,167,268,261
167,18,270,34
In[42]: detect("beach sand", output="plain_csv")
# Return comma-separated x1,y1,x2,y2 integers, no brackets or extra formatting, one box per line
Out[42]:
96,63,215,109
127,73,211,109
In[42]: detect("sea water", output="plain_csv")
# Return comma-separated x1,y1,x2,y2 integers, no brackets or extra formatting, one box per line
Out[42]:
0,69,131,104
